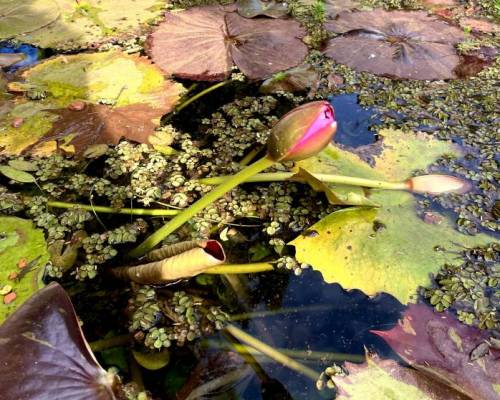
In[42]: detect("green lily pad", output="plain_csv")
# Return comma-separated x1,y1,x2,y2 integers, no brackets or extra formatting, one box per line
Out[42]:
0,217,49,324
10,0,165,50
291,129,494,303
0,51,184,156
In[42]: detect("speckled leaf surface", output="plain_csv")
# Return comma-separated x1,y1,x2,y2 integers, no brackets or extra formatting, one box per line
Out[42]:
11,0,165,50
0,51,184,155
324,10,465,80
336,353,469,400
0,282,116,399
0,217,48,324
146,6,307,81
290,130,494,303
372,304,500,400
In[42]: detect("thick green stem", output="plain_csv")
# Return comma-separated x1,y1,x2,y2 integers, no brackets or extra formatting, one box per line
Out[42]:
175,80,230,113
129,157,275,258
225,324,319,381
204,262,274,274
47,201,179,216
199,172,408,190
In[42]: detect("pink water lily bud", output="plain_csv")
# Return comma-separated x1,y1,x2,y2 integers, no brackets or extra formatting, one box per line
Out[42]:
267,101,337,162
406,174,471,194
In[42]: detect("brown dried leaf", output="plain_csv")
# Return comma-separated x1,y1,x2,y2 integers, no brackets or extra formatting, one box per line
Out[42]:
0,282,117,399
324,10,465,80
147,7,307,81
31,103,165,155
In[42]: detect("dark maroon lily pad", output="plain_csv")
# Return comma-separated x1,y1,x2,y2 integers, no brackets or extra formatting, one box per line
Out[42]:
146,6,307,81
236,0,288,19
0,282,119,399
372,303,500,400
324,10,465,80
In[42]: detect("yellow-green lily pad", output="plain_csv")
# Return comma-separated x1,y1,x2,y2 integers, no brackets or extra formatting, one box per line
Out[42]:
10,0,166,50
290,129,495,303
0,51,184,156
0,217,49,324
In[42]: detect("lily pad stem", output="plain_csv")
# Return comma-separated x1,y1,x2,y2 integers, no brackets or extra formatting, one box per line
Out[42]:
175,80,230,113
47,201,179,216
204,262,274,274
199,172,408,190
225,324,319,381
129,156,275,258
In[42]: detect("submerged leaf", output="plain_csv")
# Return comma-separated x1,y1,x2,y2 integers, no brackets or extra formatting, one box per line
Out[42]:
372,304,500,400
0,282,118,399
0,217,49,324
324,10,465,80
260,64,319,94
146,6,307,81
290,130,493,303
237,0,288,18
0,53,25,68
0,51,184,155
9,0,165,50
336,353,469,400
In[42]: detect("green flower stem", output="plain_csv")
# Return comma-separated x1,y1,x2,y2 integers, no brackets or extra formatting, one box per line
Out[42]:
225,324,319,381
89,334,131,352
175,80,230,113
199,172,408,190
47,201,179,216
129,156,275,258
204,262,274,274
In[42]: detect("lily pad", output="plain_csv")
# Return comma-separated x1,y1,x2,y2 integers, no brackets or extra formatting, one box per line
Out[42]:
324,10,465,80
9,0,166,50
0,216,48,324
0,282,119,399
146,6,307,81
336,353,469,400
372,304,500,400
290,129,494,303
0,51,184,155
236,0,288,19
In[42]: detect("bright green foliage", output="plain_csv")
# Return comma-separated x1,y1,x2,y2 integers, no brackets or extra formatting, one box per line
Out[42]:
0,217,49,324
291,129,494,303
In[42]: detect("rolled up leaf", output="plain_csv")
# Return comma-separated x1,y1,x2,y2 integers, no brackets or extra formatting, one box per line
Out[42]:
146,240,205,261
114,240,226,284
405,174,471,194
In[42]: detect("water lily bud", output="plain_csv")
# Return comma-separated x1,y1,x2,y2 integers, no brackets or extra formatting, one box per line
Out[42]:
267,101,337,162
406,174,471,194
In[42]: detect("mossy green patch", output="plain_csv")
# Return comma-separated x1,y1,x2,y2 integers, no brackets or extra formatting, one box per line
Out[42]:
0,217,48,324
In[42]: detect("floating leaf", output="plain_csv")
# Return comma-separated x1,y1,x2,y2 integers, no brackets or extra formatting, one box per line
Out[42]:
8,0,165,50
324,10,465,80
0,165,36,183
133,349,170,370
0,51,184,155
146,6,307,81
237,0,288,19
372,304,500,400
0,282,119,399
0,217,49,323
336,353,469,400
259,64,319,94
8,159,38,171
0,0,60,39
290,130,493,303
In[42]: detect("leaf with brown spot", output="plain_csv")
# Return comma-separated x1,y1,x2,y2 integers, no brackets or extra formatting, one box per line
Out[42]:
32,103,166,155
0,282,119,399
146,6,307,81
372,303,500,400
324,10,465,80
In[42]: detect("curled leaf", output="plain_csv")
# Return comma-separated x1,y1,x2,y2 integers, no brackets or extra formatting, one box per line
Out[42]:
113,240,226,284
324,10,465,80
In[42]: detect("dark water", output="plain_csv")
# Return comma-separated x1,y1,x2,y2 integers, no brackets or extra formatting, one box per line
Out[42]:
328,94,380,148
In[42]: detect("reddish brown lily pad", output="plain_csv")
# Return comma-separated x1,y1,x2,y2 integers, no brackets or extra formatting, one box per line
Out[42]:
372,303,500,400
146,6,307,81
324,10,465,80
0,282,119,399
